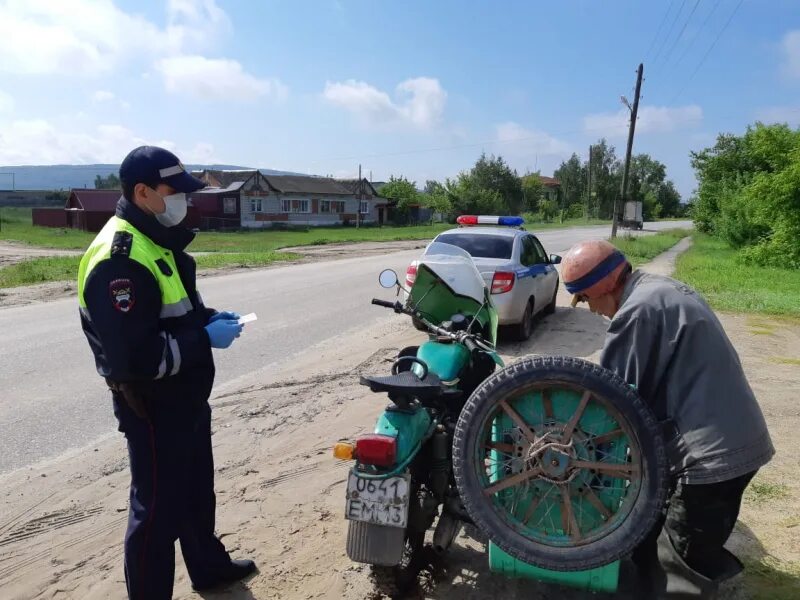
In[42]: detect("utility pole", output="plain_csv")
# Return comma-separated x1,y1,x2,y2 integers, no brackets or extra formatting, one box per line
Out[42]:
611,63,643,238
356,163,361,229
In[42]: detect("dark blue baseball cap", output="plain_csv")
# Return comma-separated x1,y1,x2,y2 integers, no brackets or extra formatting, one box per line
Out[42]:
119,146,206,194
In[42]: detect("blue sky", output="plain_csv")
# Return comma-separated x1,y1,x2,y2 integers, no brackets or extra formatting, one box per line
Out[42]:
1,0,799,199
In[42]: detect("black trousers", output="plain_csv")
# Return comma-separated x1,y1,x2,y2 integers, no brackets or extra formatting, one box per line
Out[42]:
633,470,756,579
113,393,231,600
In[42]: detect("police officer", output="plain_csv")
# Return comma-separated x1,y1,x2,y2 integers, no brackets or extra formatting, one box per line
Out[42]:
561,240,774,598
78,146,256,599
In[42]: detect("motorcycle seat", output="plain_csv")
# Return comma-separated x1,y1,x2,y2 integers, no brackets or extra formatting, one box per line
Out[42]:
359,371,444,400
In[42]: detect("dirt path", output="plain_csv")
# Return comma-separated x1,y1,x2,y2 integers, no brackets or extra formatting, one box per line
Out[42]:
1,240,797,599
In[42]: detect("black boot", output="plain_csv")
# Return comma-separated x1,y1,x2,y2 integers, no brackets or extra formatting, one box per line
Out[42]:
192,559,257,591
642,531,742,599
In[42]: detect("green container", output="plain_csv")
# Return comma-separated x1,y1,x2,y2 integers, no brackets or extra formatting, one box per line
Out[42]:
488,543,620,593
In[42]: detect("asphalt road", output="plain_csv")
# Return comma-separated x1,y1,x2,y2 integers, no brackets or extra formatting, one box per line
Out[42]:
0,221,690,474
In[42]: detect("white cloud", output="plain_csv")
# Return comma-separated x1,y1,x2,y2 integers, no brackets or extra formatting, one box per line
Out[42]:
755,105,800,126
166,0,232,54
156,55,288,102
92,90,115,103
781,30,800,79
0,0,164,75
583,105,703,138
0,119,181,164
0,0,248,84
0,90,14,113
495,122,570,156
323,77,447,129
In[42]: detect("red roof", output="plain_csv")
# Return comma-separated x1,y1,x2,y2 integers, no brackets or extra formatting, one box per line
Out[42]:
69,189,120,212
539,176,560,187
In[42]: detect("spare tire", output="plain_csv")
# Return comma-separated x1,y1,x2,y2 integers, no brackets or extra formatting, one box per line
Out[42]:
452,356,668,571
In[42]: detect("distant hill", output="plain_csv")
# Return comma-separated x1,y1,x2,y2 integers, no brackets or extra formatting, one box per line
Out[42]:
0,164,307,191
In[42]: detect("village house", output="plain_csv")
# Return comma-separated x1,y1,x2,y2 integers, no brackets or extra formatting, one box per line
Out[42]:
539,176,561,203
31,171,386,232
191,170,383,228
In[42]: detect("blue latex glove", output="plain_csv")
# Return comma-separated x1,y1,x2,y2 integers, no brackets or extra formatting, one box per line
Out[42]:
208,310,240,324
205,318,243,349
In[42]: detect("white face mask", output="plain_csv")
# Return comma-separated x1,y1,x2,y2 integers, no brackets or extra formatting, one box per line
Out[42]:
154,192,187,227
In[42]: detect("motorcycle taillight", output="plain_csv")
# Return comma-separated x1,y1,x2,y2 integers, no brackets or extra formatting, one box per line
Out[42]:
356,434,397,467
491,271,515,294
406,264,417,287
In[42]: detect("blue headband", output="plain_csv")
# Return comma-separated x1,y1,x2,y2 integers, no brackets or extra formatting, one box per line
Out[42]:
564,250,627,294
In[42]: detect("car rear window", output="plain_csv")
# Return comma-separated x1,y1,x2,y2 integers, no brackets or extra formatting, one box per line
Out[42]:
434,234,513,259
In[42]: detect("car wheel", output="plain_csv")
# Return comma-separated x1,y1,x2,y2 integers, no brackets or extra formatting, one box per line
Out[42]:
544,281,558,316
513,299,534,341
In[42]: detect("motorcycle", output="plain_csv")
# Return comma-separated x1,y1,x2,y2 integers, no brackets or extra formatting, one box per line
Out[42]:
333,242,503,591
334,242,669,595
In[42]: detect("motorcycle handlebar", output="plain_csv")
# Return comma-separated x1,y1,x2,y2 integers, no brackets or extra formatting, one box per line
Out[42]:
371,299,397,309
373,301,496,353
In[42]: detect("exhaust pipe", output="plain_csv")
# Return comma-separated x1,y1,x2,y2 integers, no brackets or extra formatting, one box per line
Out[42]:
432,512,461,555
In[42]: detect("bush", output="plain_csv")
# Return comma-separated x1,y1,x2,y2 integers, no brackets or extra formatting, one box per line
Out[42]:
690,123,800,268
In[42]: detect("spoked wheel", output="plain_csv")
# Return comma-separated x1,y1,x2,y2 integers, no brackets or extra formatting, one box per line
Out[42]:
453,356,668,571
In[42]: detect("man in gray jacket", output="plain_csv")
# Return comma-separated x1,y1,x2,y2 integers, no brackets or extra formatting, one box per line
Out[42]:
561,239,774,598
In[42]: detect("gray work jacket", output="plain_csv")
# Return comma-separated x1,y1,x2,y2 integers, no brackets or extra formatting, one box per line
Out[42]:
600,271,774,484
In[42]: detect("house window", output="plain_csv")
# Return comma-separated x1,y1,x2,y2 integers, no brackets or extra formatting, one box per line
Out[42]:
281,199,310,213
320,200,345,213
250,198,263,212
223,198,237,214
360,201,369,214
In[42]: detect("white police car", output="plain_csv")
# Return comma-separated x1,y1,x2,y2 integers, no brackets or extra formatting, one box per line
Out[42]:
405,216,561,340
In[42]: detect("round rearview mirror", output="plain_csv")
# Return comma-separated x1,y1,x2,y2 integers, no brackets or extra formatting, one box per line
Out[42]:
379,269,399,289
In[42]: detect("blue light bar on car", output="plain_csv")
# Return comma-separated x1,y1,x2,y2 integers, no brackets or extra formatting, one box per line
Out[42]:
456,215,525,227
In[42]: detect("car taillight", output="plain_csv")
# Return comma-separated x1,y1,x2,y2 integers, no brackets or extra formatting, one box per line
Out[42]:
355,434,397,467
491,271,515,294
406,264,417,287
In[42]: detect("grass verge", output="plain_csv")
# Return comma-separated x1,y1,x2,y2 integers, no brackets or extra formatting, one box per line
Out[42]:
674,234,800,317
742,555,800,600
2,208,619,253
610,228,692,268
0,256,81,288
0,252,302,289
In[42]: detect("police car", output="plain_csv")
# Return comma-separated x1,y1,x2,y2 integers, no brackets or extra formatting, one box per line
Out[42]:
405,216,561,341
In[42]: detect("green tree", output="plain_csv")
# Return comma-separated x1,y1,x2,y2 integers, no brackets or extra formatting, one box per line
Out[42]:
445,173,505,215
553,154,585,213
538,199,558,222
95,173,121,189
470,153,523,214
420,180,451,220
380,176,419,213
588,140,622,219
690,122,800,267
520,173,544,212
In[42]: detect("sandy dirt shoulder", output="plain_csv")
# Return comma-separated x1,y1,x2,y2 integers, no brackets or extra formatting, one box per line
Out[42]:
1,239,797,599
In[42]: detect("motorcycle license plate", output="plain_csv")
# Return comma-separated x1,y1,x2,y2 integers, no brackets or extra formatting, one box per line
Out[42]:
345,472,411,529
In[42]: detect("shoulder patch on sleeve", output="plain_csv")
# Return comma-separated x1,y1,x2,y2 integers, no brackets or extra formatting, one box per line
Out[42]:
110,278,135,313
111,231,133,258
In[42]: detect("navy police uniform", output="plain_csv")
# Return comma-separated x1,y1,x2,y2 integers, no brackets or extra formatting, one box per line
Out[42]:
78,147,253,599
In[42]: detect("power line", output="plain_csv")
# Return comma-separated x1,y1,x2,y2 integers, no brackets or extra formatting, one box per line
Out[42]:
652,0,687,66
657,0,701,71
670,0,744,103
670,0,722,72
644,1,676,61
